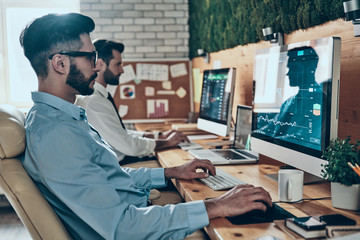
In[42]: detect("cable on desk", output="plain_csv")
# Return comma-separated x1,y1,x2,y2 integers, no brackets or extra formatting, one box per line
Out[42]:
273,196,331,204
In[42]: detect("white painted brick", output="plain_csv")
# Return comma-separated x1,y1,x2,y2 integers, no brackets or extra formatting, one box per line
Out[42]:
114,32,135,39
113,18,134,25
93,18,112,25
122,0,142,3
123,46,135,53
165,25,183,31
81,11,100,18
143,39,164,45
176,18,188,25
144,25,164,32
177,45,188,52
92,32,113,39
165,52,188,58
91,4,112,10
135,18,155,25
136,32,156,39
102,25,123,32
164,39,183,45
124,25,144,32
145,53,165,58
157,46,176,52
113,3,134,10
155,18,176,25
123,11,143,18
134,4,154,11
143,0,163,3
100,0,122,2
164,11,184,17
81,0,99,3
81,4,91,10
177,32,189,38
155,4,175,10
100,11,122,18
157,32,176,38
124,53,144,58
136,46,156,53
176,4,188,11
164,0,185,3
122,39,143,46
144,11,163,18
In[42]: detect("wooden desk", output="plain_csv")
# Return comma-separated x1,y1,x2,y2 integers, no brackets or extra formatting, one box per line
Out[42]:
156,148,360,240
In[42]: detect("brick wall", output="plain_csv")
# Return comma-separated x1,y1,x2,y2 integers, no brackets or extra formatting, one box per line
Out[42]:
80,0,189,59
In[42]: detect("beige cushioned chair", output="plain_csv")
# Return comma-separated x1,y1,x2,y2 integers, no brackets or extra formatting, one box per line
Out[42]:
0,104,72,240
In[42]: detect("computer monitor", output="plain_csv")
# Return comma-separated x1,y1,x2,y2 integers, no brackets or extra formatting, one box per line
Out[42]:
234,105,252,150
251,37,341,179
197,68,236,137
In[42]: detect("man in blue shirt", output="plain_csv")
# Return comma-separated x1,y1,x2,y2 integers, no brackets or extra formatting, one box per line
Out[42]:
20,13,272,240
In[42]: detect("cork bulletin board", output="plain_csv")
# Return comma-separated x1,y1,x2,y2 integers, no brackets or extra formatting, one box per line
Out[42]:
111,59,192,122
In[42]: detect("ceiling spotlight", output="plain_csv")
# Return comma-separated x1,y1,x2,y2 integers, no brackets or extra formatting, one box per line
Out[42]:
343,0,360,36
197,49,210,63
262,27,283,46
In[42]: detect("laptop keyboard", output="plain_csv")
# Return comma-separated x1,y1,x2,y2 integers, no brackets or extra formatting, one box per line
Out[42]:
235,149,258,159
199,169,246,191
213,150,246,159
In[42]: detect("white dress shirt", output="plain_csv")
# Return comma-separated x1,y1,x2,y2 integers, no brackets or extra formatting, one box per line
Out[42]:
75,82,156,162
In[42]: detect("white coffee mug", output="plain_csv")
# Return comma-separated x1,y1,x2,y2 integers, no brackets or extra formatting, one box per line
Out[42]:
278,169,304,202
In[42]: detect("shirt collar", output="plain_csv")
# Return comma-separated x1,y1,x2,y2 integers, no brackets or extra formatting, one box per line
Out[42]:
94,82,108,98
31,91,85,120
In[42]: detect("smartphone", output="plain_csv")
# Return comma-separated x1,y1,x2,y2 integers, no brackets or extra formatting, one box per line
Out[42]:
292,214,356,231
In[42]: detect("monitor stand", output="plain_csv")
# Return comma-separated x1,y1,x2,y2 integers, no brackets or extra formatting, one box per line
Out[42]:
266,165,326,185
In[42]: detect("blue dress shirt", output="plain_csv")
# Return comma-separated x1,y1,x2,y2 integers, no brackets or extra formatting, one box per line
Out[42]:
22,92,209,240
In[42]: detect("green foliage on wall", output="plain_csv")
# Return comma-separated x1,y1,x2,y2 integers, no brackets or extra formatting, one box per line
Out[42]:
189,0,345,59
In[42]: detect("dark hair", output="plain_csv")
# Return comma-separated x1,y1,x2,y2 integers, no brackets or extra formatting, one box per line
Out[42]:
93,39,124,65
287,46,319,71
19,13,95,78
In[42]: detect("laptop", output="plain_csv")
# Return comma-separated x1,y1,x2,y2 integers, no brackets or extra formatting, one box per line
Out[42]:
188,105,258,165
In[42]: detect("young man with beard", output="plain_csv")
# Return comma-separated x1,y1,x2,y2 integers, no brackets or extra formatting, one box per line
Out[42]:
76,39,189,165
20,13,272,240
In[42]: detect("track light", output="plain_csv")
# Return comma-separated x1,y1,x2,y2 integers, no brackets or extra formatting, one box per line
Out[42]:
197,49,210,63
262,27,283,46
343,0,360,37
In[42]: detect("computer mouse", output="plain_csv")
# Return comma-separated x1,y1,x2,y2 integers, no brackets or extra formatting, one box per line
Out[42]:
245,202,274,220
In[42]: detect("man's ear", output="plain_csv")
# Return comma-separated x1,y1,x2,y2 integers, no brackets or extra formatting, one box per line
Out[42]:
97,58,107,71
50,54,67,74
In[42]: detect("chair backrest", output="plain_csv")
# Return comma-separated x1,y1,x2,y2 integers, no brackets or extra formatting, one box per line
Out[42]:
0,104,72,240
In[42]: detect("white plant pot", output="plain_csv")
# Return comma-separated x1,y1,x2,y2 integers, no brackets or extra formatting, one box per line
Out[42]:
331,182,360,211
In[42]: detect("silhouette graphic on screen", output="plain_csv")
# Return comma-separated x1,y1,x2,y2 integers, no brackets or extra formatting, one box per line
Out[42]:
260,46,322,146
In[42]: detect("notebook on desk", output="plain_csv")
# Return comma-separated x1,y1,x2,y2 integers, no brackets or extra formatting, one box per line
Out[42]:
188,105,258,165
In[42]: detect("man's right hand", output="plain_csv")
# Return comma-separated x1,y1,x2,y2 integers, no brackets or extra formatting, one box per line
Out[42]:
204,185,272,220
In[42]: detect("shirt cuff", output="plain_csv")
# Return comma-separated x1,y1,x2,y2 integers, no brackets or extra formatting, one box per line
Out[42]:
150,168,167,188
186,200,209,232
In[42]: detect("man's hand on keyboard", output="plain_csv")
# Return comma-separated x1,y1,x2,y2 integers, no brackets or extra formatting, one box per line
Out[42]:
204,185,272,219
164,159,216,180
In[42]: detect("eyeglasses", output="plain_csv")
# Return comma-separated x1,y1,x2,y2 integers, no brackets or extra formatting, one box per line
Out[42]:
48,51,98,67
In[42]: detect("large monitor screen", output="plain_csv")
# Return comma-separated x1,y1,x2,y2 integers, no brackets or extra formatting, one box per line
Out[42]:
251,37,341,178
197,68,236,137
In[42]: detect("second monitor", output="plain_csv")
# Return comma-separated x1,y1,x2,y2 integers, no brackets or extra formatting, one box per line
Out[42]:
197,68,236,137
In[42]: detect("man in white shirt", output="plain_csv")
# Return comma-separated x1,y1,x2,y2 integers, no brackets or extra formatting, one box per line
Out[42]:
76,39,189,164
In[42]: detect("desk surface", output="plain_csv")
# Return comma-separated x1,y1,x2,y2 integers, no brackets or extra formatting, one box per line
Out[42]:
156,146,360,240
134,123,360,239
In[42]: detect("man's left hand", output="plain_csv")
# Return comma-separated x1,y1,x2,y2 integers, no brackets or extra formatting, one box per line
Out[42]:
164,159,216,180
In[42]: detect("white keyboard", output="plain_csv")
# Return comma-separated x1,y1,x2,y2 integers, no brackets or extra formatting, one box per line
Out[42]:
199,169,246,191
178,141,203,151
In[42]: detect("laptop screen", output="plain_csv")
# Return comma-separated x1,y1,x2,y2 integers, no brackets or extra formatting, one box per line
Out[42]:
234,105,252,149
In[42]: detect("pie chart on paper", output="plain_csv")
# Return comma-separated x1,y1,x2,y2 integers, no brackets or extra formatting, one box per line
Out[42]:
120,85,136,99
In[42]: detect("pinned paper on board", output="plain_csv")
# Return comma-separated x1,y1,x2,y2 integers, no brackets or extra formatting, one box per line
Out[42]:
147,99,169,118
192,68,202,103
120,85,135,99
176,87,187,99
145,86,155,96
119,105,128,118
157,90,175,95
120,65,136,84
134,78,142,84
106,84,118,97
136,63,168,81
170,63,187,78
162,81,172,90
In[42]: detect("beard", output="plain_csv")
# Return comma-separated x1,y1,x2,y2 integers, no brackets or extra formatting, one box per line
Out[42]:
103,67,120,86
66,63,97,96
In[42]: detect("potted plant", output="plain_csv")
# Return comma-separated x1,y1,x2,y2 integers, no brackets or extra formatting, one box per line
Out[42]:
321,136,360,211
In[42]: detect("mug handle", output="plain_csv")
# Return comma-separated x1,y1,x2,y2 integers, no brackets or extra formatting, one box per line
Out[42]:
287,179,292,200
